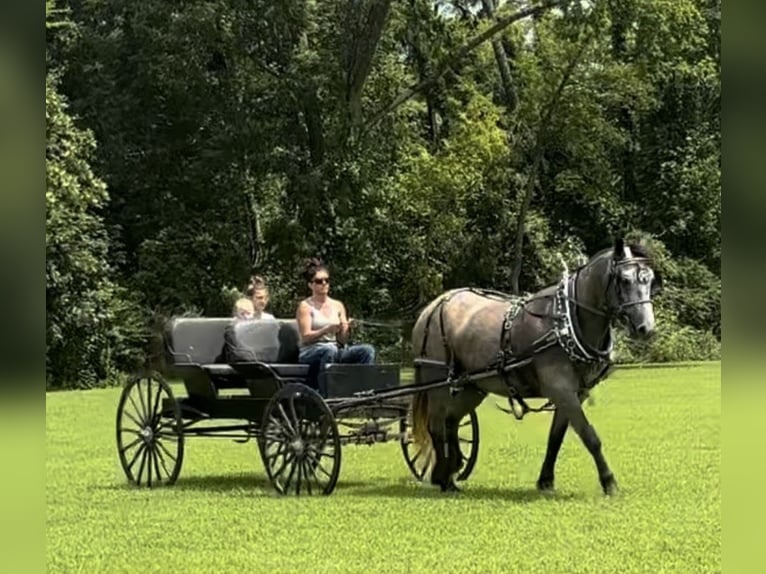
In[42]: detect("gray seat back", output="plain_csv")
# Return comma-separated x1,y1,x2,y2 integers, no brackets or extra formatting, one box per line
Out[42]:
165,318,233,365
165,317,303,366
225,320,281,363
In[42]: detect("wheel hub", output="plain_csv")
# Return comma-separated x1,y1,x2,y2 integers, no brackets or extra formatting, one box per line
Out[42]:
140,426,154,443
291,439,305,456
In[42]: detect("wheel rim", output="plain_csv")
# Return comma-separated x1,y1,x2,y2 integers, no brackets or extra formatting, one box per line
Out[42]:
116,373,184,487
260,384,341,496
456,409,479,481
400,409,478,482
400,409,433,481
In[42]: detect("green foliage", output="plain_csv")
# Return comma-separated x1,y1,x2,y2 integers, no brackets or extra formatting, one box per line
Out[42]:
46,73,147,388
46,0,720,381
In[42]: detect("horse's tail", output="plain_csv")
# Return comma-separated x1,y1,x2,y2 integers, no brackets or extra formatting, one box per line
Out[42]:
410,387,433,467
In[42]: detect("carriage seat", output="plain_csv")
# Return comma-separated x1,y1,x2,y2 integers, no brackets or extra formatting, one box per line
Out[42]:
164,317,308,378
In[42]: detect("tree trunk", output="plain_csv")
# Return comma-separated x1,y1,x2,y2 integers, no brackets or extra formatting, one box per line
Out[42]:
344,0,393,133
481,0,517,112
509,28,594,294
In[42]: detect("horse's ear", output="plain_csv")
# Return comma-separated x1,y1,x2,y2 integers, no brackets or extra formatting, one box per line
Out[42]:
651,271,663,297
613,236,625,261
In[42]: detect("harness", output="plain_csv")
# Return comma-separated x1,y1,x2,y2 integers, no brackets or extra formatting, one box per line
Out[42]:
419,256,654,419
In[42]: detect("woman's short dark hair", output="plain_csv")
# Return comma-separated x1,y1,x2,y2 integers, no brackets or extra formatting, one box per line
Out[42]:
303,257,328,283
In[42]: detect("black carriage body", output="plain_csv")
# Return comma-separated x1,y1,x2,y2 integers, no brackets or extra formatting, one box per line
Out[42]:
161,317,404,420
116,316,479,494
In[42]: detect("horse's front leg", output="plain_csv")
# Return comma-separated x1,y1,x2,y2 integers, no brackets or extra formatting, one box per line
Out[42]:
560,394,617,495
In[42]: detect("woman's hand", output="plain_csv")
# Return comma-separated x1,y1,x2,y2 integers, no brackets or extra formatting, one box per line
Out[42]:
323,323,340,335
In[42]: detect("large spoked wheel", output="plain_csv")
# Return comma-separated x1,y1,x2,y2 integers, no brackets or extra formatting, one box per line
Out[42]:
116,372,184,487
259,383,341,496
400,408,479,482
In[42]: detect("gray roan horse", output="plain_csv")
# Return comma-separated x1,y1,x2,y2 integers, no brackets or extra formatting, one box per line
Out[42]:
409,238,662,495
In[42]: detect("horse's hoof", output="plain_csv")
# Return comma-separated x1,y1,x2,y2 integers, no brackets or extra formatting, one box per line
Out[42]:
601,474,618,496
536,477,555,492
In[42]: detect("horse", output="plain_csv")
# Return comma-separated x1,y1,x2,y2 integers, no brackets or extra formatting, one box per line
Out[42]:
409,237,662,495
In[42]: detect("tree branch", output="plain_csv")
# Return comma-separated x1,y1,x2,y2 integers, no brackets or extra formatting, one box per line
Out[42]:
364,0,567,131
509,26,596,294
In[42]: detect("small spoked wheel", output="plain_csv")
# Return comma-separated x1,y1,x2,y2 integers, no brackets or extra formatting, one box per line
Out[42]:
116,372,184,487
400,408,479,482
259,383,341,496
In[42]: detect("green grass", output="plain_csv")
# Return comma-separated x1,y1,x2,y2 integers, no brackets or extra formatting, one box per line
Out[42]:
47,362,720,573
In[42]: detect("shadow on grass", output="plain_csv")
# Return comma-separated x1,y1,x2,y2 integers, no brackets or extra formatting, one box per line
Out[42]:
342,479,588,503
99,472,370,494
173,473,371,493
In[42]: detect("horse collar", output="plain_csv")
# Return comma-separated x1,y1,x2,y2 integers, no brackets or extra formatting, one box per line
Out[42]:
554,274,613,363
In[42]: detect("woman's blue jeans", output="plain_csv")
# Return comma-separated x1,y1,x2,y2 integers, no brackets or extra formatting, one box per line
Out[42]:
298,342,376,396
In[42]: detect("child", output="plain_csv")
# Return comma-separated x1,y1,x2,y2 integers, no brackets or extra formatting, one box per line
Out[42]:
232,297,255,320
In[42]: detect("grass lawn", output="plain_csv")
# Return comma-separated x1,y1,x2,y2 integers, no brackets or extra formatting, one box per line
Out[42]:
46,362,720,573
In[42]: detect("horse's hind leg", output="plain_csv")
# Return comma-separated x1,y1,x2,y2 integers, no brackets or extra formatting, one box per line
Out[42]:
443,416,463,492
427,423,452,492
537,393,590,491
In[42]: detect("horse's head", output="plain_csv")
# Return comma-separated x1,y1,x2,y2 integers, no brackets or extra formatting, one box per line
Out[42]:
605,237,662,340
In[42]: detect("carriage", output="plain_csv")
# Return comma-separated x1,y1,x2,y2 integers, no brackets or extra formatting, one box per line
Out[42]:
116,238,661,496
115,316,479,495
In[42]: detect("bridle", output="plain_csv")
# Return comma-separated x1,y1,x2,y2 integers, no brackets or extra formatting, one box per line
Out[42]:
513,254,657,365
569,256,656,323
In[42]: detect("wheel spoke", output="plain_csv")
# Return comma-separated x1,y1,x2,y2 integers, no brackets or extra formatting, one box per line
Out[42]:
127,393,145,426
154,440,172,478
120,436,143,454
127,442,147,472
136,446,148,486
305,451,332,479
122,407,144,430
151,382,163,425
301,460,314,495
136,381,149,422
282,458,297,493
271,452,295,479
277,404,297,436
146,443,153,487
155,439,178,464
294,458,303,496
145,378,154,426
151,448,165,482
264,442,289,462
288,395,301,434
